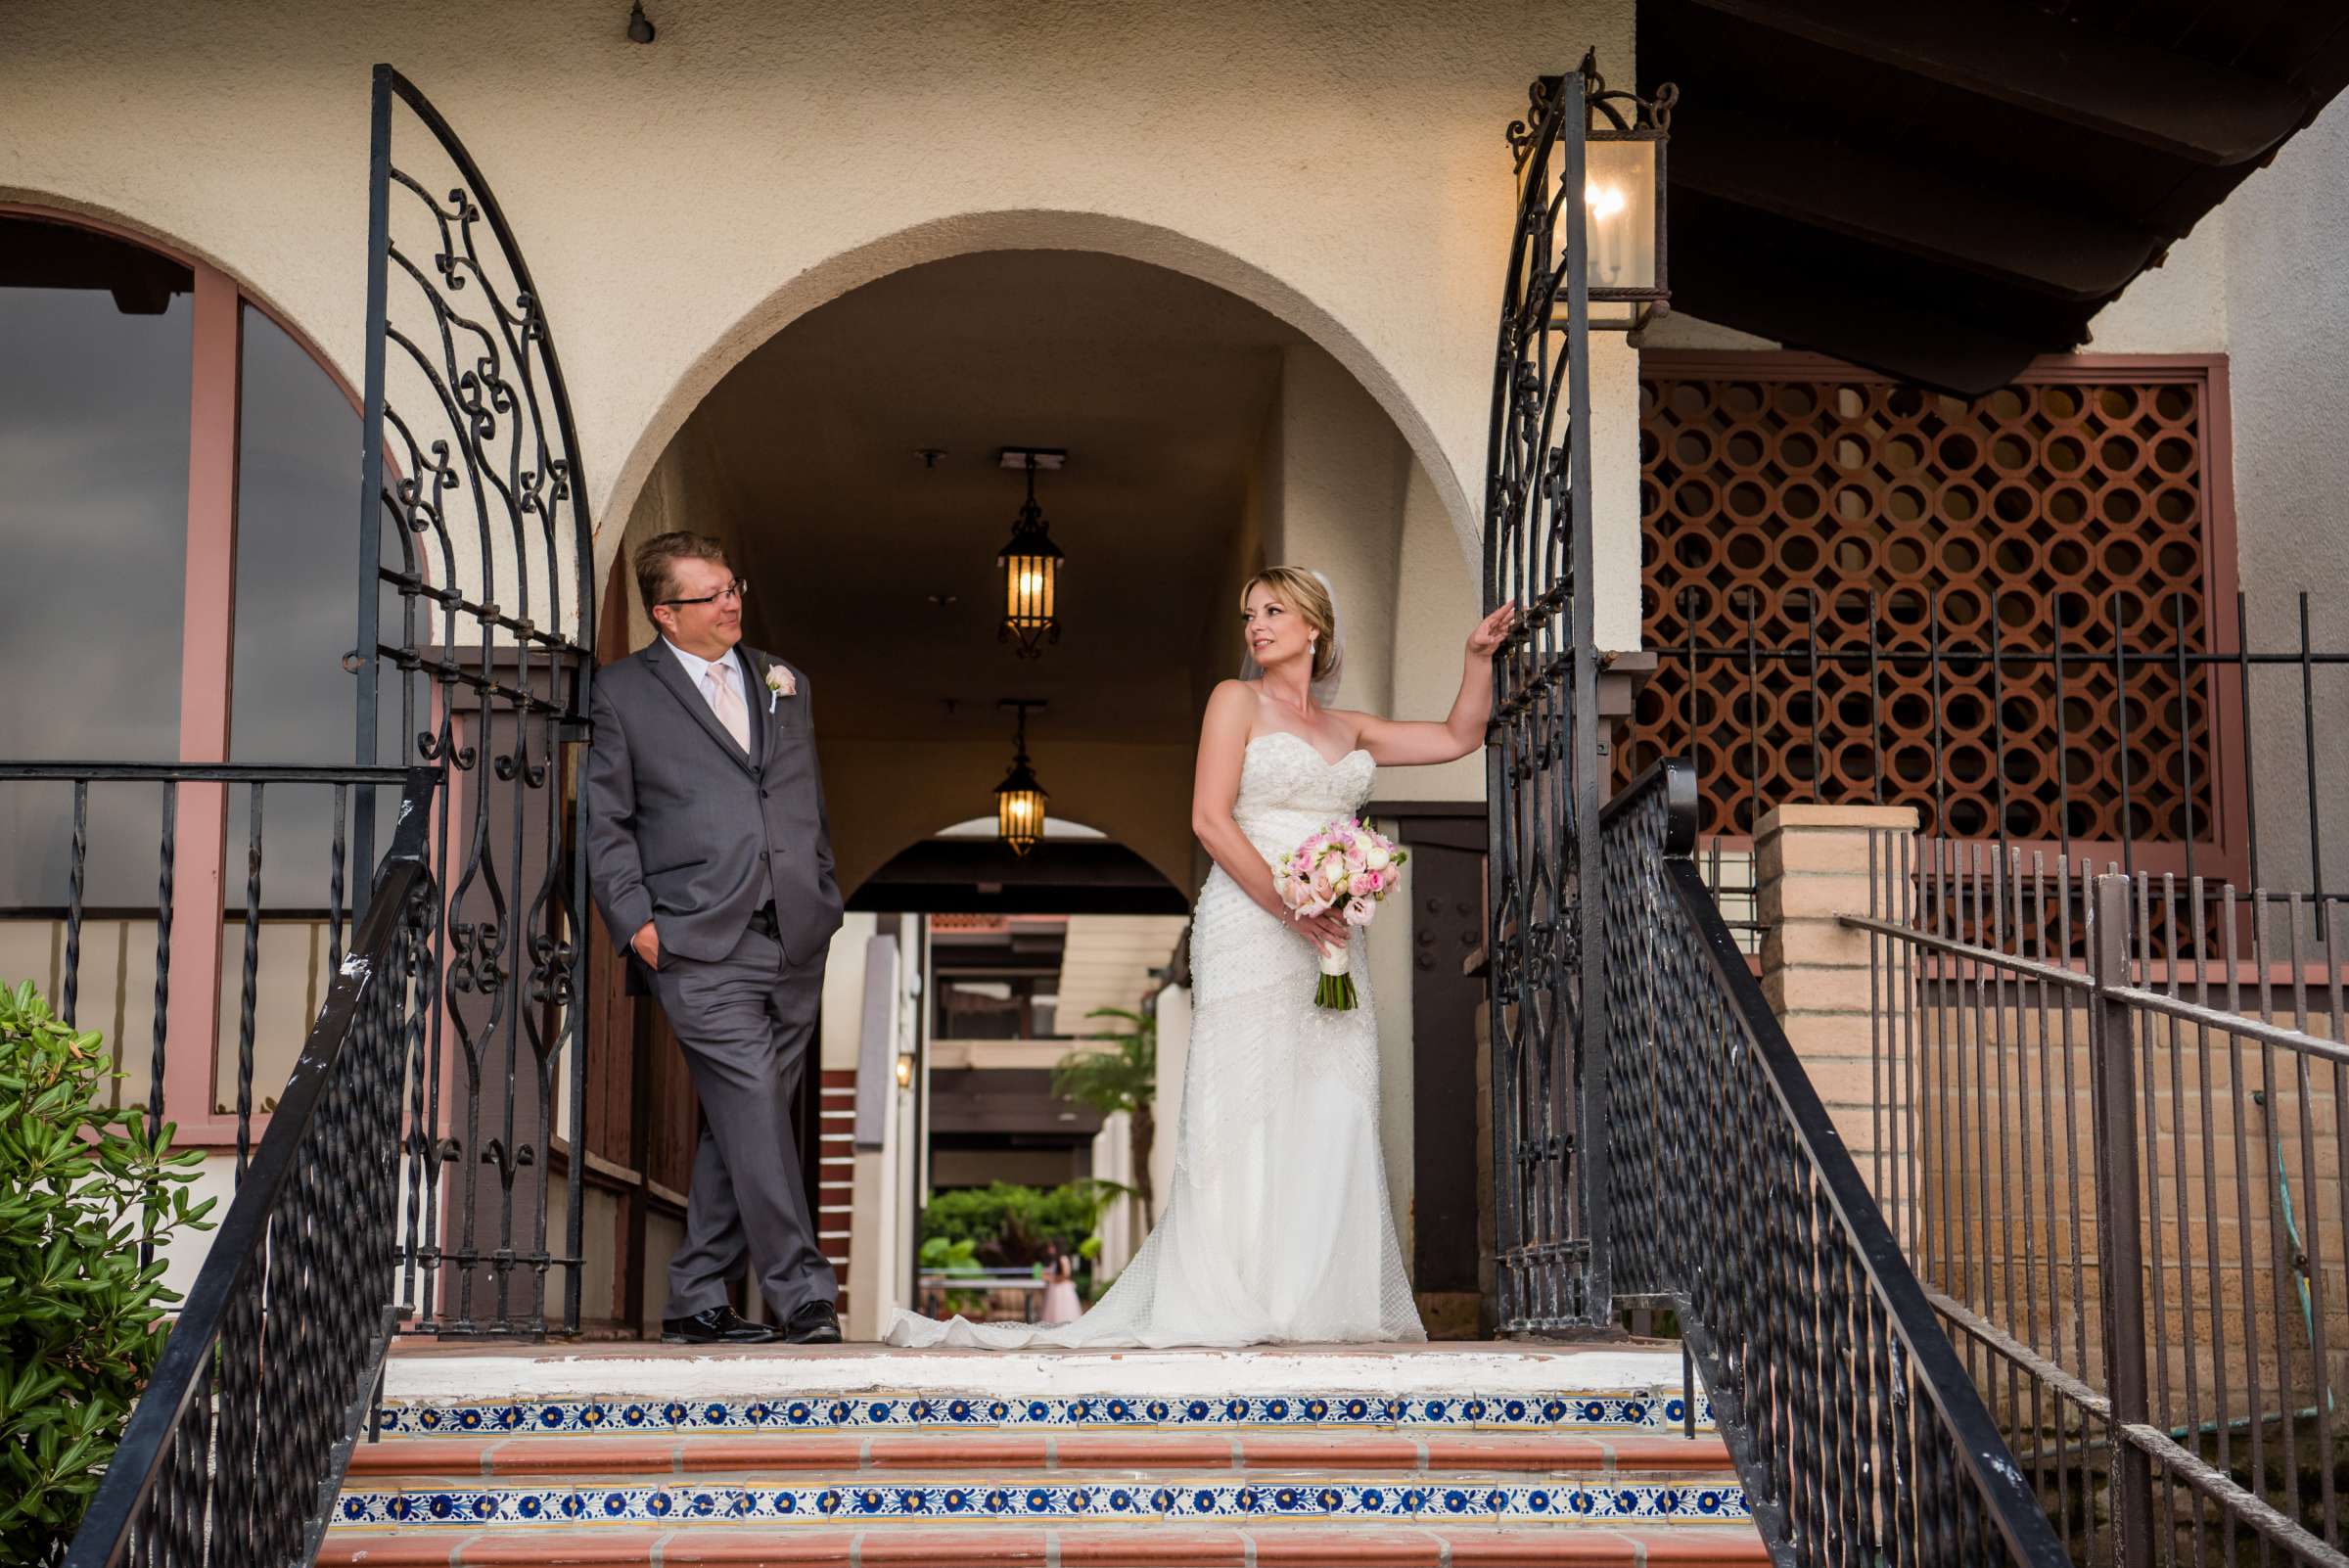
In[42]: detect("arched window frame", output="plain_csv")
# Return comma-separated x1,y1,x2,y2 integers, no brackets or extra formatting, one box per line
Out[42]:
3,203,362,1149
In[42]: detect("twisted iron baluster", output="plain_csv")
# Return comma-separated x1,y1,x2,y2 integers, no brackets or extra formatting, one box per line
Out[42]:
237,783,264,1178
65,779,86,1027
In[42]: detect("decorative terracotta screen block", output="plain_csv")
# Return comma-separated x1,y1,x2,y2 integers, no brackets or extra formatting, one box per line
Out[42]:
1626,354,2237,854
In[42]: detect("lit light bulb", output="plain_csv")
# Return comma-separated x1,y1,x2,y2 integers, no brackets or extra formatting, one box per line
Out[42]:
1584,179,1632,287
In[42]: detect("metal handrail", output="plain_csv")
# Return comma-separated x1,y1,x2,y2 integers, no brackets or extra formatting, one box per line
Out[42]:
64,767,441,1568
0,762,415,783
1601,759,2070,1565
1847,841,2349,1564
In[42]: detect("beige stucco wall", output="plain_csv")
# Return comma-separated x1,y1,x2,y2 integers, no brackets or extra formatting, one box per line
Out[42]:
0,0,1640,643
1384,459,1490,803
1265,344,1410,716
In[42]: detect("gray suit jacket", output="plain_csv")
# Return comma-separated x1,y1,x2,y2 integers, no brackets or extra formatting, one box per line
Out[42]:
584,640,845,976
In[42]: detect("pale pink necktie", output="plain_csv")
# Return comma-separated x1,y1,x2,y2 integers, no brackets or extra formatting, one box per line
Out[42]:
706,665,751,753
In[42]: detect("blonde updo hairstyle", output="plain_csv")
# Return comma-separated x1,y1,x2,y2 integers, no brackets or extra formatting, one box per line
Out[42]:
1240,566,1341,687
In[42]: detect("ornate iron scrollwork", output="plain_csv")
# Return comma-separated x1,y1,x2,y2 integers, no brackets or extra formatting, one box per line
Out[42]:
1482,60,1668,1332
357,66,596,1337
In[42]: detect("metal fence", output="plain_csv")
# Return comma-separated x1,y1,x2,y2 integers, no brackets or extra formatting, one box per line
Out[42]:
1845,832,2349,1566
64,768,440,1568
0,761,411,1173
1602,761,2070,1566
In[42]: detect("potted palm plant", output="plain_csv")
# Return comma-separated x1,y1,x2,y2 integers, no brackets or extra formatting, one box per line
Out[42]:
1050,1006,1157,1233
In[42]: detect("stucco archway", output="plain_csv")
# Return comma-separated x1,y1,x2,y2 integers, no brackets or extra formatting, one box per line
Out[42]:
604,241,1492,899
594,210,1485,595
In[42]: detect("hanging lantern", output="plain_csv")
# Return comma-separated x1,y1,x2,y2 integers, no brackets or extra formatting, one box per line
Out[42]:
997,449,1066,657
1520,51,1674,336
993,699,1048,856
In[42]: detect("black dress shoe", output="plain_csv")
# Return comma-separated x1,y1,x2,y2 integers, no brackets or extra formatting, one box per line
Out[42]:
661,1306,781,1345
782,1298,842,1345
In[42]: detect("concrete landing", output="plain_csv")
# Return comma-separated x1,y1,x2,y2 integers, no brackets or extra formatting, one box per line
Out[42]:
382,1338,1699,1405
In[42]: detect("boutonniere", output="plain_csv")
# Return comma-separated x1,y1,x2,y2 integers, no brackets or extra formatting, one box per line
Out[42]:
763,664,795,713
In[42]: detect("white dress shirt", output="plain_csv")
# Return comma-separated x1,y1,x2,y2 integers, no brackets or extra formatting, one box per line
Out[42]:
663,639,750,721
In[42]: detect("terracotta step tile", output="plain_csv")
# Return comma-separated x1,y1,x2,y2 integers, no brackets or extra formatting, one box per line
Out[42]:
1048,1526,1251,1565
1426,1534,1637,1567
1434,1528,1754,1565
677,1435,868,1471
1047,1434,1240,1468
1601,1435,1737,1471
450,1533,679,1565
319,1523,1773,1568
318,1530,673,1566
347,1437,499,1476
1407,1435,1615,1471
316,1536,454,1567
863,1433,1053,1467
1620,1528,1776,1564
489,1437,681,1475
649,1531,864,1565
851,1528,1053,1563
1243,1527,1451,1565
1230,1435,1424,1468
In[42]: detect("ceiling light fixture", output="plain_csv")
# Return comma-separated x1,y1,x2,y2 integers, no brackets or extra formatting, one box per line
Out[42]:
997,448,1066,658
993,699,1048,856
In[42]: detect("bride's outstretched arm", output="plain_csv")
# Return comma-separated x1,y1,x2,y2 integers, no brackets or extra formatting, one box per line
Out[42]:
1193,681,1351,954
1350,602,1518,766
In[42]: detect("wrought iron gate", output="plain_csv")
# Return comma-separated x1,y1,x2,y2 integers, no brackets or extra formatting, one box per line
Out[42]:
1484,68,1612,1331
356,66,597,1337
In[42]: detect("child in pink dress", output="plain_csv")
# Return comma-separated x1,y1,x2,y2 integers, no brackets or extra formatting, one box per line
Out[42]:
1038,1239,1081,1325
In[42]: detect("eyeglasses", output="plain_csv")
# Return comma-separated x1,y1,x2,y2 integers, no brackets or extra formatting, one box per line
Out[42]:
660,578,750,609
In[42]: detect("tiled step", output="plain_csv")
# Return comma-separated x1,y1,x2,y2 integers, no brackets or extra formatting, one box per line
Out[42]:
331,1464,1748,1529
347,1429,1736,1477
318,1520,1773,1565
374,1388,1707,1440
327,1343,1763,1566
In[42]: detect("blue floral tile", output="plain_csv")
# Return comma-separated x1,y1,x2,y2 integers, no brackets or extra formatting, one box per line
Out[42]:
373,1387,1713,1438
330,1478,1750,1530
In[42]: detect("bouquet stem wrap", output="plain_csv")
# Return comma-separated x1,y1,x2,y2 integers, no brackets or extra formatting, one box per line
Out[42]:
1315,943,1358,1010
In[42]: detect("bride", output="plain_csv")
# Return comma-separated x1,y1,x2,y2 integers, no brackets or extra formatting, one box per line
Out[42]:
885,567,1515,1348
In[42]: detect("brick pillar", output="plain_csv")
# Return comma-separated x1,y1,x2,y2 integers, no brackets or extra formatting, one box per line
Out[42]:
1755,804,1919,1240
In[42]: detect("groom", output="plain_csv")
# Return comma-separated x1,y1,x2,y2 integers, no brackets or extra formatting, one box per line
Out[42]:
584,530,844,1346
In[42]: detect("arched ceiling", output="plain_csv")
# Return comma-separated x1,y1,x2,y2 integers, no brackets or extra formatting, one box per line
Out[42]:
680,249,1311,750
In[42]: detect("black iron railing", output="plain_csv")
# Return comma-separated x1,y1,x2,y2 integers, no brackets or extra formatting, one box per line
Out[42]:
62,767,440,1568
1602,760,2071,1566
0,761,415,1173
1846,834,2349,1566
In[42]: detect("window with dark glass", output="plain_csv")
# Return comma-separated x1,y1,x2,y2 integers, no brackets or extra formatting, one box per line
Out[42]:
0,214,194,907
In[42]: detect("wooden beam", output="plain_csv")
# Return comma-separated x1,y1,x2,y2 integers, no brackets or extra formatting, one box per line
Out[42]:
1686,0,2308,164
1675,107,2161,300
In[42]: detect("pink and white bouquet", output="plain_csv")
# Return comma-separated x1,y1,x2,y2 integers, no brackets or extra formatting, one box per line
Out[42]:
1273,817,1408,1010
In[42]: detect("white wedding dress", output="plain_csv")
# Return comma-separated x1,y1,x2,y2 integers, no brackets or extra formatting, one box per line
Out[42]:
884,731,1426,1348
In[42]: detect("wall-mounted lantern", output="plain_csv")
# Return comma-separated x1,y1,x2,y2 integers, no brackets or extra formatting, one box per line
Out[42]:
1544,51,1675,335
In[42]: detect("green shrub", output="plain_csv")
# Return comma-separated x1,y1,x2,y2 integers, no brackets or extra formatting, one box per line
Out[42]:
917,1179,1126,1268
917,1236,987,1315
0,982,215,1563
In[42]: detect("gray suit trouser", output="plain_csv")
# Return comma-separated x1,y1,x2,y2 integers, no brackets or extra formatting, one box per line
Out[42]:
652,924,838,1320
